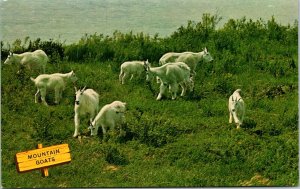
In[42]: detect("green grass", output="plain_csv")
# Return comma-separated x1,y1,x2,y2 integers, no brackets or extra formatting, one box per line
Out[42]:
1,58,298,187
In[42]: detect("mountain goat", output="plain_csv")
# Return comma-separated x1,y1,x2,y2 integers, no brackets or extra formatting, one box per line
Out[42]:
228,89,245,129
176,48,213,77
159,48,213,78
73,87,100,138
89,101,126,139
144,61,193,100
119,61,149,84
30,71,78,106
4,49,48,74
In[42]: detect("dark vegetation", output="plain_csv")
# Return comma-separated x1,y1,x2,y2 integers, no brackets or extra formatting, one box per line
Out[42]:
1,14,298,187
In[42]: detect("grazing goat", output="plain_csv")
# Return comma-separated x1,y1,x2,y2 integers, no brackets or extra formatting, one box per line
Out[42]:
73,87,100,137
160,48,213,77
4,49,48,74
228,89,245,129
90,101,126,139
144,61,193,100
119,61,149,84
30,71,78,106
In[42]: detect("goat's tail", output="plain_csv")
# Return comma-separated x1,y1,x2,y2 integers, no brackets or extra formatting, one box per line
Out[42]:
235,89,242,93
30,77,35,82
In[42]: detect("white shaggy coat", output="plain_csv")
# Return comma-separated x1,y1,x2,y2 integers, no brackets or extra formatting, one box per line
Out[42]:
145,61,193,100
119,61,148,84
175,47,213,77
30,71,78,106
4,50,49,74
159,48,213,78
228,89,245,129
73,87,100,137
90,101,126,138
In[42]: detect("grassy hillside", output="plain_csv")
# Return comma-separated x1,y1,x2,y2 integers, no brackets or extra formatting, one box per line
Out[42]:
1,15,298,187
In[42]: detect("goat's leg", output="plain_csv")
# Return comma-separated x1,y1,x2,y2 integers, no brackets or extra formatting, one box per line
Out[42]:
122,73,130,84
101,124,109,141
40,88,48,106
129,74,134,81
180,83,187,96
236,114,244,129
54,88,60,104
232,112,241,129
73,114,80,137
157,83,167,100
189,77,195,92
34,89,40,103
101,125,106,136
229,112,233,123
170,83,179,100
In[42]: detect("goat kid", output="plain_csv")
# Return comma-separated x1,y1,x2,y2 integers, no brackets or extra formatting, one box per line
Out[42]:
89,101,126,140
31,71,78,106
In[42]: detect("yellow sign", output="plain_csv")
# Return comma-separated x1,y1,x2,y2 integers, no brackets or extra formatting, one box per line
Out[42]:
15,144,71,173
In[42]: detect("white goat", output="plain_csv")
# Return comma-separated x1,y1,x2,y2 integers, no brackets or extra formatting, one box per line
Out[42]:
4,49,48,74
73,87,100,138
160,48,213,78
144,61,193,100
119,61,148,84
89,101,126,139
228,89,245,129
30,71,78,106
176,48,213,77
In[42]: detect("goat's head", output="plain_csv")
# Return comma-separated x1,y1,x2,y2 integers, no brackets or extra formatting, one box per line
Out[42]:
89,122,97,136
202,47,213,62
74,86,86,105
144,60,154,82
115,102,127,113
69,70,78,83
4,52,16,65
229,95,243,113
230,96,238,112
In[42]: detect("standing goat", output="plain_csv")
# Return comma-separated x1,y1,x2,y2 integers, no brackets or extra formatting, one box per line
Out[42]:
90,101,126,139
228,89,245,129
4,49,48,74
30,71,78,106
144,61,193,100
73,87,100,138
119,61,149,84
160,48,213,78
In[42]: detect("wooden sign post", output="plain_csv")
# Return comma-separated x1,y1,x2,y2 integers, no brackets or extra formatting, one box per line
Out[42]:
15,143,71,177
